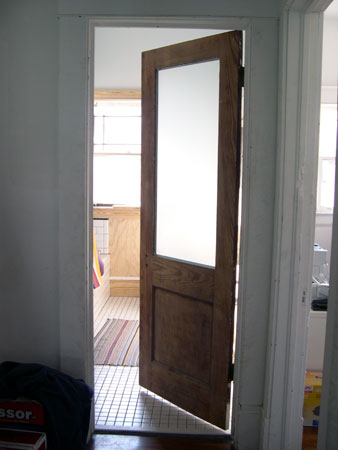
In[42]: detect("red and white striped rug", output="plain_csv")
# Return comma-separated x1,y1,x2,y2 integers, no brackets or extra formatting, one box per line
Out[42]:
94,318,139,366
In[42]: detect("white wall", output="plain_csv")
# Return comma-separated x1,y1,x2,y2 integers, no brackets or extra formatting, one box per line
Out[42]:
321,16,338,90
58,0,282,17
0,1,60,367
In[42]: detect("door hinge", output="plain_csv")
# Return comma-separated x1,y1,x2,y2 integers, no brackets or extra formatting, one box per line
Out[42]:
228,363,235,382
239,66,245,88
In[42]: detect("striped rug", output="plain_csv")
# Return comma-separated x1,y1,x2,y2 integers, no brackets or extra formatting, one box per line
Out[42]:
94,318,139,366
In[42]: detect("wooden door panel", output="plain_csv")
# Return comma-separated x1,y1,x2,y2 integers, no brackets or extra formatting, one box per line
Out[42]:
153,288,212,384
152,257,215,301
148,363,212,423
140,31,242,429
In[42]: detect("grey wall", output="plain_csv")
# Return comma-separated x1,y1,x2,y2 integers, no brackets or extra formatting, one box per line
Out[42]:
58,0,282,17
321,15,338,89
0,1,60,367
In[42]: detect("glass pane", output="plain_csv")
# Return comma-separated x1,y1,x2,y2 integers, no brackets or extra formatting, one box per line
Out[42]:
104,116,141,144
156,60,220,267
93,155,141,206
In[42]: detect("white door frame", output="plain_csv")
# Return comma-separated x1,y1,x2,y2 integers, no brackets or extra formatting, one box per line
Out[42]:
57,4,329,448
86,17,279,448
261,9,324,450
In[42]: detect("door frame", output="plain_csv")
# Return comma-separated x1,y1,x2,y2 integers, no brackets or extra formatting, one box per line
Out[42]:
57,8,326,449
260,9,324,449
86,16,277,444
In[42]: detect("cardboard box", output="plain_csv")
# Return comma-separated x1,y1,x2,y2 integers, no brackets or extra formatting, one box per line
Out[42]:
303,370,322,427
0,428,46,449
0,400,44,429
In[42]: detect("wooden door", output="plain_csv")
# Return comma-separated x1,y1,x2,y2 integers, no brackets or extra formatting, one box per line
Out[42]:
140,31,242,429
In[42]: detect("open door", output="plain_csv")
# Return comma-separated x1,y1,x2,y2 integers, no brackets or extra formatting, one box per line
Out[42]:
140,31,242,429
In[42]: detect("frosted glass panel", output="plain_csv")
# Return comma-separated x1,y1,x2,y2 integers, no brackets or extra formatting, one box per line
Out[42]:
156,60,219,267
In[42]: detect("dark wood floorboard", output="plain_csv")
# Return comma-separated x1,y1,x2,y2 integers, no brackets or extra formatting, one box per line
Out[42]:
87,426,317,449
302,426,318,450
87,434,235,449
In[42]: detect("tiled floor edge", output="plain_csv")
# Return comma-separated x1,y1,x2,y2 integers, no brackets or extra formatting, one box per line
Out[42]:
94,424,229,436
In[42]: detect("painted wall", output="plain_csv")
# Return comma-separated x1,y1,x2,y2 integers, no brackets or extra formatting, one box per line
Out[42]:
0,1,60,367
58,0,282,17
321,15,338,90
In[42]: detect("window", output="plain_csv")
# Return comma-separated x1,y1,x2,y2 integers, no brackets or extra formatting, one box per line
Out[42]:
317,104,337,212
93,94,141,206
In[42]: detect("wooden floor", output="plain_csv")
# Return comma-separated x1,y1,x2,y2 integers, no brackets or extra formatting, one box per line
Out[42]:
87,428,317,450
302,427,318,450
87,426,319,450
87,434,235,449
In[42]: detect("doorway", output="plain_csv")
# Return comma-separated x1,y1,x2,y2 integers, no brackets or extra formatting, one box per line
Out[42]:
91,26,243,435
58,12,300,448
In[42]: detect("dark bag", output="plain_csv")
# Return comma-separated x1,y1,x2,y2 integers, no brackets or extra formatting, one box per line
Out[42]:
0,361,93,450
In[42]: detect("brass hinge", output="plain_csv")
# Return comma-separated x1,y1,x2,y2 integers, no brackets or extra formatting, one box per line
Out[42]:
239,66,245,88
228,363,235,382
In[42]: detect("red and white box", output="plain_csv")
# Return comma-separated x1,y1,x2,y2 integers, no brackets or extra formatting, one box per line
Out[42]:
0,400,44,428
0,428,46,450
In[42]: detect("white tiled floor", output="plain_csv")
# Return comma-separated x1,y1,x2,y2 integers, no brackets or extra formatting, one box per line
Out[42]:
94,365,227,435
94,297,229,435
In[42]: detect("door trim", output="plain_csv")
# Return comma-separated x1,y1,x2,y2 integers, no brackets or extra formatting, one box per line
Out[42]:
66,15,275,446
260,10,325,450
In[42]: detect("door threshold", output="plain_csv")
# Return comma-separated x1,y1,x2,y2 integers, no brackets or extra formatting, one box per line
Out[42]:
95,426,230,438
